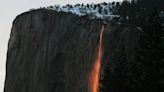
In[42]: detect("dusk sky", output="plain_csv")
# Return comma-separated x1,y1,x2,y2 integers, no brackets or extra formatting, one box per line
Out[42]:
0,0,122,91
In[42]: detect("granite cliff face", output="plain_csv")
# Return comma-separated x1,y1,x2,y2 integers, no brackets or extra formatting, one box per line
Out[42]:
4,9,164,92
5,9,103,92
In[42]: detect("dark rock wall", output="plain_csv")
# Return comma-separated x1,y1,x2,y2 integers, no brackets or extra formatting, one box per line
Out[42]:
4,9,164,92
101,24,145,92
4,9,103,92
101,23,164,92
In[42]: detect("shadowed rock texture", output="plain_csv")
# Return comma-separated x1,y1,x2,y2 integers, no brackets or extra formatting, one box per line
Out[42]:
4,9,164,92
5,9,103,92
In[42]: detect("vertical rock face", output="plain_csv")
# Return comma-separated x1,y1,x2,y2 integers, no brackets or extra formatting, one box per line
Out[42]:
101,24,164,92
101,24,144,92
5,9,103,92
4,9,164,92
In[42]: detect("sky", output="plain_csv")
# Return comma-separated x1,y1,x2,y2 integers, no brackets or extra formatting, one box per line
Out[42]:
0,0,122,91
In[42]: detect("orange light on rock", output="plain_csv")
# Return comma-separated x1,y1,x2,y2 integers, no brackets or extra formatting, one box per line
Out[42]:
89,25,105,92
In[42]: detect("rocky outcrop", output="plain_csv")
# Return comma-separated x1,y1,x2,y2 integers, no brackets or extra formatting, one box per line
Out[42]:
4,9,164,92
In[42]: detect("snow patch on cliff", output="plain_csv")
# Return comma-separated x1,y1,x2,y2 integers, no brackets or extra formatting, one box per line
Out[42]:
46,3,120,20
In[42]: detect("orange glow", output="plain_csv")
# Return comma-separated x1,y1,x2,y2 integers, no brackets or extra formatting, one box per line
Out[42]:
89,25,105,92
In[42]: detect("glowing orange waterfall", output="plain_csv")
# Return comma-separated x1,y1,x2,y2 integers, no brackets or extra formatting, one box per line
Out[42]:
89,25,105,92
